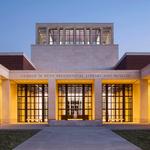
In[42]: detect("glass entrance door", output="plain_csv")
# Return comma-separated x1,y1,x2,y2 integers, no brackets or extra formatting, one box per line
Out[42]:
58,84,92,120
67,96,83,119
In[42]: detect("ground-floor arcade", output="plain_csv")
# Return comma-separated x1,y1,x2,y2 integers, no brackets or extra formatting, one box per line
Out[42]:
0,68,150,125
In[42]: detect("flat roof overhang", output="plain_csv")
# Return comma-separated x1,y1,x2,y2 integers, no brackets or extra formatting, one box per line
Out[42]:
0,52,36,70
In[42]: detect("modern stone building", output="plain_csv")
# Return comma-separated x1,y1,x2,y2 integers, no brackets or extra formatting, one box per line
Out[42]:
0,23,150,125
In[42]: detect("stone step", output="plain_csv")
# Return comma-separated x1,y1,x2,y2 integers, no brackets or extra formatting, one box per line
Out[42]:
49,120,102,127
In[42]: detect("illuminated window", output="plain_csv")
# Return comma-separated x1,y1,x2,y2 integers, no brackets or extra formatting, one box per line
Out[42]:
91,29,101,45
76,29,84,45
59,29,63,45
65,29,74,45
17,84,48,123
58,84,92,120
38,28,47,44
102,84,133,122
49,29,58,45
101,27,112,45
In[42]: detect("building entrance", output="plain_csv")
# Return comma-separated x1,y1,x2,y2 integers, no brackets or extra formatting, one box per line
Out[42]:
58,84,92,120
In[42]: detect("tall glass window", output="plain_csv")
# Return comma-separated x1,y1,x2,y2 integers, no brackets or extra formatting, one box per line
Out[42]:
59,29,63,45
91,29,101,45
49,29,58,45
17,84,48,123
102,84,133,122
38,28,47,44
76,29,84,45
65,29,74,45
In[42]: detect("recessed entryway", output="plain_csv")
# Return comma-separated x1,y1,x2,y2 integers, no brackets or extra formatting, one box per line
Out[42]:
57,84,92,120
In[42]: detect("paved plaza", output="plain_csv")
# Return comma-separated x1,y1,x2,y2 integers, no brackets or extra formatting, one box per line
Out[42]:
14,127,141,150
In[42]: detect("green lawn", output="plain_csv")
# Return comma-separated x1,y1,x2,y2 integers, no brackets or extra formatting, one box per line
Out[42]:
113,130,150,150
0,129,40,150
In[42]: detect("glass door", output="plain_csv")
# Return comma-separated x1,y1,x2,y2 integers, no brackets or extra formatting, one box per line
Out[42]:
58,84,92,120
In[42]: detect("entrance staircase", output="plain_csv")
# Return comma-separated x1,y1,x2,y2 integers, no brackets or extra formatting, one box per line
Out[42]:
49,120,102,127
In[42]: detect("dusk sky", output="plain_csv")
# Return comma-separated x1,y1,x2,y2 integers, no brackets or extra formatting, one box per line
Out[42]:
0,0,150,58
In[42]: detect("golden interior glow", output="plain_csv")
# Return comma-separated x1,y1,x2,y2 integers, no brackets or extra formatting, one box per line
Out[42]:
102,80,141,123
56,80,94,120
9,82,17,123
102,83,133,122
148,81,150,122
17,84,48,123
0,78,149,124
12,79,48,84
102,79,138,84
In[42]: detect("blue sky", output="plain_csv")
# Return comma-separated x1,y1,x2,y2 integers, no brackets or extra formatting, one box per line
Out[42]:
0,0,150,58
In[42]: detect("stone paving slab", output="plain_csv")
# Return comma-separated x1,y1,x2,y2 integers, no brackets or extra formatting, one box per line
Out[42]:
14,127,141,150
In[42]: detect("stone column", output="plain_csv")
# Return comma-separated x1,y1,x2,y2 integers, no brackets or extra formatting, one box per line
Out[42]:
48,79,56,122
133,83,140,123
1,79,10,124
148,82,150,123
84,28,86,45
73,28,76,44
56,27,59,45
140,79,148,123
100,27,102,45
10,83,17,123
63,28,65,45
94,79,102,122
46,27,49,45
90,28,92,44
